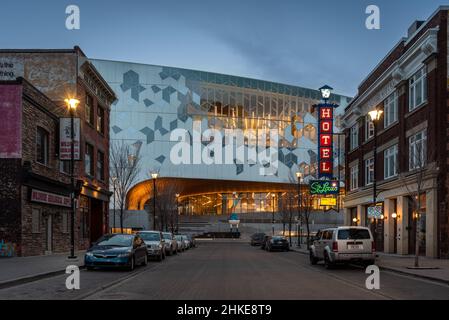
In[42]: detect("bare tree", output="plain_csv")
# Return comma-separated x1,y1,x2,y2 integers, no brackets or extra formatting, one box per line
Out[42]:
110,140,142,233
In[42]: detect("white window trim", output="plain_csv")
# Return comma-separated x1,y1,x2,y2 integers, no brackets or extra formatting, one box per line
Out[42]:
365,158,374,186
409,67,427,112
365,116,374,141
384,91,398,128
384,144,398,179
350,124,359,151
409,130,427,171
350,164,359,191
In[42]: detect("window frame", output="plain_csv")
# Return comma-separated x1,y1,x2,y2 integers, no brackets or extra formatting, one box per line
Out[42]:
384,144,398,179
96,105,104,134
409,130,427,171
85,94,95,126
350,164,359,191
384,91,398,128
36,126,50,166
350,124,359,150
365,115,374,141
85,143,95,177
409,67,427,112
96,150,105,181
365,157,374,186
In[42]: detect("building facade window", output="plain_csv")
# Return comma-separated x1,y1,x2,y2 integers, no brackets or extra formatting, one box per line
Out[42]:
350,124,359,150
365,157,374,185
97,150,105,181
36,127,49,165
86,94,94,126
85,143,94,176
365,115,374,141
409,130,427,170
384,144,398,179
97,106,104,134
32,208,41,233
60,161,70,174
384,91,398,127
350,164,359,191
409,67,427,111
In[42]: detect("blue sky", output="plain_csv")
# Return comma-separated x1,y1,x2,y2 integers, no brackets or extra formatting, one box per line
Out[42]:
1,0,448,97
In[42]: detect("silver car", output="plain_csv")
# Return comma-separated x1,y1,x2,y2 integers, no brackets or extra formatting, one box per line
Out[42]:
138,231,165,261
174,235,185,252
309,226,376,269
162,232,178,256
181,235,190,250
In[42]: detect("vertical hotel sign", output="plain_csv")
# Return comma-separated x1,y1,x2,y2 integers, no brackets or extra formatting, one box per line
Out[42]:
317,103,338,178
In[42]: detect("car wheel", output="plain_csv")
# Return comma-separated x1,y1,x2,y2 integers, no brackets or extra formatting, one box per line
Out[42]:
128,256,135,271
141,254,148,266
309,251,319,265
324,252,334,269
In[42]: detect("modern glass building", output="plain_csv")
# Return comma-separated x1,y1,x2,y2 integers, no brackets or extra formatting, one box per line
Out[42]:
92,59,351,219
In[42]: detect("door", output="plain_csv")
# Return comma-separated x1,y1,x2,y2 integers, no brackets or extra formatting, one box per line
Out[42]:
90,199,104,245
45,215,53,254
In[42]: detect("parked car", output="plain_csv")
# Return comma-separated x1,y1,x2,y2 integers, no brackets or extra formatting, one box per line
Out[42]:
250,233,266,246
85,234,147,271
266,236,289,252
187,235,196,248
181,235,190,250
137,231,165,261
174,235,185,252
260,235,270,250
162,232,178,255
309,227,376,269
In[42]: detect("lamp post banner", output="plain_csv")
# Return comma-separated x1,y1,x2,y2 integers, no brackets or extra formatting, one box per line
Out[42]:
59,118,80,160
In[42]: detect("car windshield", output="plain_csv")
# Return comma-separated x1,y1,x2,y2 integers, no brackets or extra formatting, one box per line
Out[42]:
338,229,371,240
95,234,133,247
162,233,172,240
175,235,182,240
139,233,160,241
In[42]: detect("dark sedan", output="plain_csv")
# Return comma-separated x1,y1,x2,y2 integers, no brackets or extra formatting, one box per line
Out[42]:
85,234,148,271
266,236,289,252
250,233,266,246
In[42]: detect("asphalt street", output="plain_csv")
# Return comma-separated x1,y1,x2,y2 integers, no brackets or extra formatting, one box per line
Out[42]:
1,240,449,300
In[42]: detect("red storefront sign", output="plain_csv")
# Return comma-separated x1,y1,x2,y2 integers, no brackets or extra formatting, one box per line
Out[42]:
31,189,71,207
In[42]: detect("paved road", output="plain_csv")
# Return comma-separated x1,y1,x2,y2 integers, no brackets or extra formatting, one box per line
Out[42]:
1,240,449,299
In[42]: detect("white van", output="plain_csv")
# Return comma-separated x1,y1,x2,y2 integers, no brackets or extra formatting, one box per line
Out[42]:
309,227,376,268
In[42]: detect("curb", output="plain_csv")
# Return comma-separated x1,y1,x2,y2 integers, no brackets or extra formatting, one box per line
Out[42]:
0,266,85,290
291,248,449,286
378,265,449,286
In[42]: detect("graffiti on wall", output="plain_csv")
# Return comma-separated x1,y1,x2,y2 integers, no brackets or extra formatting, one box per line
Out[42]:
0,240,19,257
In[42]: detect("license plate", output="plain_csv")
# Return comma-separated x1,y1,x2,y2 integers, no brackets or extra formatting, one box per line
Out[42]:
348,244,363,250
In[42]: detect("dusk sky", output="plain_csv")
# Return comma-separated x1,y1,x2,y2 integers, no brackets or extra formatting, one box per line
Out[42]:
2,0,448,97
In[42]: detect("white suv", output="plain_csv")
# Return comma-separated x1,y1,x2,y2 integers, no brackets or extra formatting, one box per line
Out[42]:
309,227,376,268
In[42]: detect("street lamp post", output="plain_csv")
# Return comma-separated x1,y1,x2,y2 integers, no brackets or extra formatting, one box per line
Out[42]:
271,193,275,235
111,176,117,233
64,98,80,260
296,172,302,247
368,109,383,244
151,172,158,230
175,193,180,234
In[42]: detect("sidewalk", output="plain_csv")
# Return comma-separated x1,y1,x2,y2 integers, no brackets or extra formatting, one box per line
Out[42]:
290,246,449,285
0,251,85,289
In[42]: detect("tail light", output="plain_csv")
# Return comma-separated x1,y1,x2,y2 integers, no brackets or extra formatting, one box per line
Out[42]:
372,241,376,252
332,241,338,252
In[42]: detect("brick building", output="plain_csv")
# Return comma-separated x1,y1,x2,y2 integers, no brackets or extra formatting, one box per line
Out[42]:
0,47,116,256
342,7,449,258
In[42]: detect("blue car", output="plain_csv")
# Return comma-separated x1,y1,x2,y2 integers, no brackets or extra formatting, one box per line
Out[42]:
85,234,148,271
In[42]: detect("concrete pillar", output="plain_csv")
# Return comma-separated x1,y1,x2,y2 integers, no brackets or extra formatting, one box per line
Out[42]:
396,195,409,255
383,198,395,253
357,205,365,226
426,188,438,258
344,208,351,225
